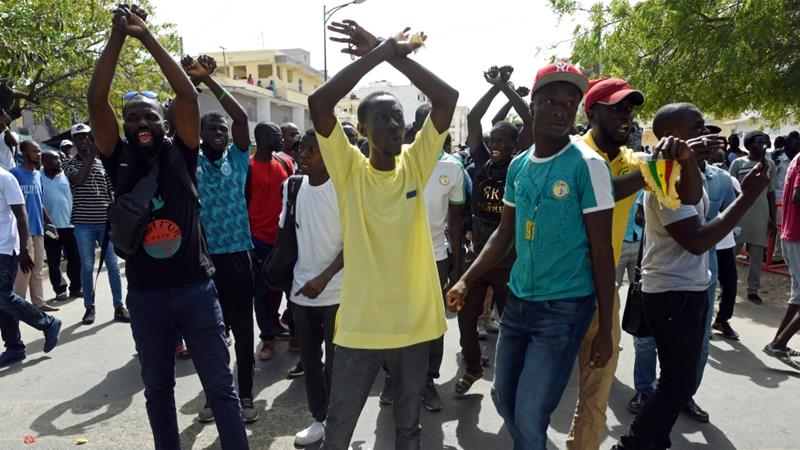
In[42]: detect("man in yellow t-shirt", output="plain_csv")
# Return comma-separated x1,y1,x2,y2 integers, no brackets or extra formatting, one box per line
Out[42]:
308,20,458,450
567,78,645,450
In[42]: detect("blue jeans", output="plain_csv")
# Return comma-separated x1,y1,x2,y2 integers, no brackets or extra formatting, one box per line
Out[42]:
633,252,718,396
0,253,55,352
127,279,248,450
492,293,595,450
74,223,123,309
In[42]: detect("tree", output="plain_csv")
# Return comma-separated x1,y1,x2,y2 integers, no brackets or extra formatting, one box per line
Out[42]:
548,0,800,121
0,0,180,129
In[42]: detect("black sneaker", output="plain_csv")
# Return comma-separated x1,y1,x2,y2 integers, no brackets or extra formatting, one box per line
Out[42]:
627,391,649,415
54,292,67,302
712,321,740,340
420,379,443,412
683,398,710,423
287,361,304,378
114,307,131,323
747,293,763,305
82,307,96,325
68,290,83,299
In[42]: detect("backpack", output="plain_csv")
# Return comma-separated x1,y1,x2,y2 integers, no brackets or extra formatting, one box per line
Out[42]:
261,175,303,293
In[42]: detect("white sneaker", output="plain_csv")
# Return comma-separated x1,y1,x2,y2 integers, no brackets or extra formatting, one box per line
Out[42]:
477,324,488,340
295,421,326,446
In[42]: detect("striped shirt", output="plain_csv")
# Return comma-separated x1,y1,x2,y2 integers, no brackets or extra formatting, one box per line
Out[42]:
63,154,113,224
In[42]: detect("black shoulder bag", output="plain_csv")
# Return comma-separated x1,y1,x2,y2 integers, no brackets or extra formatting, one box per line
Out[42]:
108,162,160,257
621,235,651,337
261,175,303,292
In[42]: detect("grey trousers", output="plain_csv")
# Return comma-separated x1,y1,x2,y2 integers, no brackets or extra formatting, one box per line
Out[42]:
736,242,765,295
321,340,431,450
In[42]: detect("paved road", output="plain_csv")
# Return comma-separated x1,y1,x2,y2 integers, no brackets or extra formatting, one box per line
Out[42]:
1,265,798,449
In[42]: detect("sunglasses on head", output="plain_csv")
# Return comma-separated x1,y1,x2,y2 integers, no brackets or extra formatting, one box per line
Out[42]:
123,91,158,101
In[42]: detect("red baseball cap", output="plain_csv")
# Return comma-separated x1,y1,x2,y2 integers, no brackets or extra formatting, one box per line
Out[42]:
583,77,644,113
532,62,589,95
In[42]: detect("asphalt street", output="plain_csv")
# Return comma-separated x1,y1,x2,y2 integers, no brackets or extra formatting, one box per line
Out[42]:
1,264,798,450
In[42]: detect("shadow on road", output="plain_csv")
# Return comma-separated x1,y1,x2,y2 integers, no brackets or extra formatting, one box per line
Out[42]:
29,357,141,437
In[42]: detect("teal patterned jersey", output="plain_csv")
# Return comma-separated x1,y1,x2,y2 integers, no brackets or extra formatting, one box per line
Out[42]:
197,143,254,254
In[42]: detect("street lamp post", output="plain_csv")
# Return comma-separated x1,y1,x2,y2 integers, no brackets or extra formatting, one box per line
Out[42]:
323,0,367,81
219,46,228,78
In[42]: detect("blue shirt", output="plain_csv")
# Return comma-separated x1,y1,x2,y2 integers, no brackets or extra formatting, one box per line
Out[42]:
624,191,644,242
41,172,73,229
197,143,253,254
503,138,615,302
703,163,736,222
10,167,44,236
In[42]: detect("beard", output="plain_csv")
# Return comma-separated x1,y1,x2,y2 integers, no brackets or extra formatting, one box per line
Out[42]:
125,129,166,159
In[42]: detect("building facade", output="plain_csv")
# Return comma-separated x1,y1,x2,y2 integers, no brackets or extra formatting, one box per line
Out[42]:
198,48,324,140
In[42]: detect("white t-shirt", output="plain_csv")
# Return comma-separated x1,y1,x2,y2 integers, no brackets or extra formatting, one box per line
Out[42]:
642,189,711,293
423,153,465,261
0,131,17,171
279,176,343,307
0,167,25,255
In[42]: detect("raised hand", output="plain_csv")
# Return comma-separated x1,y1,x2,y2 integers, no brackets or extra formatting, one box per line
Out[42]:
515,86,531,97
484,66,504,85
329,20,380,57
652,136,694,164
685,135,726,162
740,161,771,199
181,55,216,85
392,27,427,57
498,65,514,82
112,4,150,39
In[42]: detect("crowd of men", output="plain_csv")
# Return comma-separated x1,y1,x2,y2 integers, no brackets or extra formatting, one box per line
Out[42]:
0,5,799,450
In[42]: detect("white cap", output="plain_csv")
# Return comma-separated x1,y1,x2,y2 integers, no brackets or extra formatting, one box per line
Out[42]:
60,139,74,148
70,123,91,136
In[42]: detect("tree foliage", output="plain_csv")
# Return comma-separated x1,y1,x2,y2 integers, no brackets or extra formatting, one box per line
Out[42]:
0,0,180,129
548,0,800,121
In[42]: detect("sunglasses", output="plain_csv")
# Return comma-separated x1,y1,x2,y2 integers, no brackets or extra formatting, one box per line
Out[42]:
123,91,158,101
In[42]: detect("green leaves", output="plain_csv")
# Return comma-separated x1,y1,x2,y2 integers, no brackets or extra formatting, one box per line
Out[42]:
0,0,179,129
550,0,800,122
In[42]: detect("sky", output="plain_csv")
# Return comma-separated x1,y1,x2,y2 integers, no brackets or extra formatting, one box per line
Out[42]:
151,0,586,123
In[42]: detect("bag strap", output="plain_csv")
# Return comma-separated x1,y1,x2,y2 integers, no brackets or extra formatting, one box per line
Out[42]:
96,163,160,280
285,175,303,228
165,147,200,208
274,153,292,175
633,232,645,285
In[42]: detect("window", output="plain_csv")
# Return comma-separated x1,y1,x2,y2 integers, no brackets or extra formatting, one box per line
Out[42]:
286,69,294,83
233,65,247,79
298,78,304,93
258,64,273,79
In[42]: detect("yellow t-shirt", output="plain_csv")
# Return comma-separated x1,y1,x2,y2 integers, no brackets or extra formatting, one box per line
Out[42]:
316,117,448,349
582,132,641,265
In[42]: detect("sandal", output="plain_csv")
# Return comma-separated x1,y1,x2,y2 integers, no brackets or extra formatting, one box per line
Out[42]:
455,371,483,395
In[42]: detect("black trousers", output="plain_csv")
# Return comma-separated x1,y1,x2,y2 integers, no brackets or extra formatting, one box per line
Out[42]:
715,247,738,323
427,258,450,380
294,302,339,422
620,290,707,450
210,251,256,400
43,228,81,295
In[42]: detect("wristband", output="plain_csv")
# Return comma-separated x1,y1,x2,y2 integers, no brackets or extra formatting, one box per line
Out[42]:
217,90,228,102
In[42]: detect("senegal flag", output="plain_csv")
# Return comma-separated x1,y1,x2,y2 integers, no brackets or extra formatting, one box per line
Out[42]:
638,157,682,210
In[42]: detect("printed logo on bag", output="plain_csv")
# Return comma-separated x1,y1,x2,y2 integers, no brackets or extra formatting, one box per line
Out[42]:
142,219,182,259
552,180,570,199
